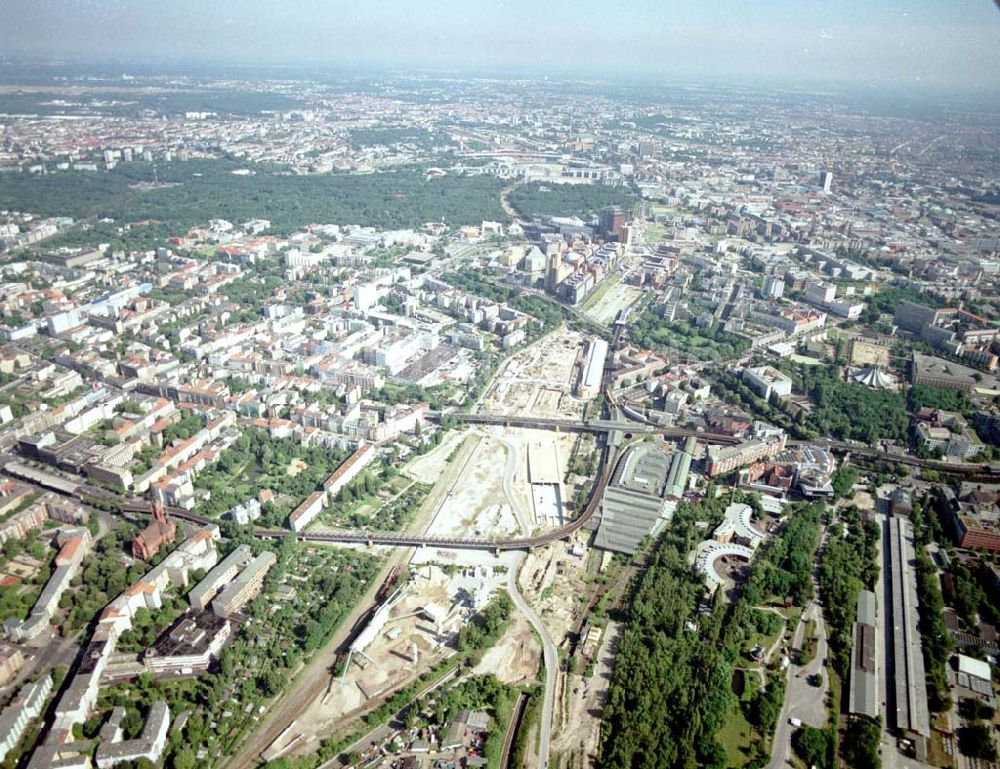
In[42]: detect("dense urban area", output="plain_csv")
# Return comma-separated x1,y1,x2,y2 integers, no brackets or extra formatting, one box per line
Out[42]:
0,64,998,769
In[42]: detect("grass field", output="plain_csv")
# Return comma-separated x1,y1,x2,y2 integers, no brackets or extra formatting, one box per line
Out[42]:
799,618,817,665
717,706,756,768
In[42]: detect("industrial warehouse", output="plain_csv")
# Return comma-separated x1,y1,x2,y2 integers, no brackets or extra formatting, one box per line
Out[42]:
576,338,608,399
886,516,931,759
593,437,696,554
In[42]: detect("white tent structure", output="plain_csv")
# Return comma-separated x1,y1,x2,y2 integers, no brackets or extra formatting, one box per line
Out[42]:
852,365,896,389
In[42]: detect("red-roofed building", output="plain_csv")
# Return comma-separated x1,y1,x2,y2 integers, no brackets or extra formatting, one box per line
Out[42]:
133,503,176,561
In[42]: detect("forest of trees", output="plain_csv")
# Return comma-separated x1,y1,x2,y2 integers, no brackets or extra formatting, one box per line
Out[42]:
861,285,946,324
193,428,351,524
742,501,823,607
455,592,513,654
779,362,909,443
943,561,1000,628
909,498,954,712
792,724,835,769
508,181,637,220
0,160,509,239
601,495,831,769
909,383,971,415
817,505,879,678
816,506,881,769
841,718,883,769
599,501,736,769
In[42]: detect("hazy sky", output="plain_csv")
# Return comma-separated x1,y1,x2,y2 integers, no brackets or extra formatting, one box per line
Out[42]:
3,0,1000,91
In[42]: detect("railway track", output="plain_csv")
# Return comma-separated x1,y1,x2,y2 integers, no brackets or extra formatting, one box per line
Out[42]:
499,691,530,769
2,442,618,553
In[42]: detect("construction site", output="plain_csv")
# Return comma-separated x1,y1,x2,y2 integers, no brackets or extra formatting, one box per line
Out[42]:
515,534,634,767
479,329,592,420
255,319,616,767
258,415,594,764
260,552,535,764
411,426,586,539
335,564,502,705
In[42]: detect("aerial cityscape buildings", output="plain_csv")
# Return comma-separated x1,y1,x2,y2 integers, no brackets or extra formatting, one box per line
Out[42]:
0,7,997,767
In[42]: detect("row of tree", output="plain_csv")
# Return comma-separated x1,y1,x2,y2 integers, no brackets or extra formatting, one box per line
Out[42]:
817,505,879,678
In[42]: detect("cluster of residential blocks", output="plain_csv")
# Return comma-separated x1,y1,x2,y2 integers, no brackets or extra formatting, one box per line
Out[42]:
1,522,275,769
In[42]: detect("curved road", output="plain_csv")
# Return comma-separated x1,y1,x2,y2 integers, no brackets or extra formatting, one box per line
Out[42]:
500,435,557,769
500,436,532,535
507,558,557,769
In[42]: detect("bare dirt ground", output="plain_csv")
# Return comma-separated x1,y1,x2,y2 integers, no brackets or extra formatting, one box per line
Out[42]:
515,539,630,769
851,487,877,513
422,434,521,539
516,535,592,643
403,430,466,485
271,559,516,762
311,567,463,721
486,426,580,530
479,329,590,419
473,609,541,686
849,339,891,367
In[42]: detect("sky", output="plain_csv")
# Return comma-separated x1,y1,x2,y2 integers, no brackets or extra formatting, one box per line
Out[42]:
2,0,1000,92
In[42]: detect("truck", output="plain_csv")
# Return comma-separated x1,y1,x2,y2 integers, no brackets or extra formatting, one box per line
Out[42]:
789,717,802,727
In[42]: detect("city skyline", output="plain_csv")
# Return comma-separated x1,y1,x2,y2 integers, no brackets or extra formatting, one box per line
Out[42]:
3,0,1000,93
0,5,998,768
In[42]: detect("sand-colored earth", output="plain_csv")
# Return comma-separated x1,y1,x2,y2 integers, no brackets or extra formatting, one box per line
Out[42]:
479,329,590,419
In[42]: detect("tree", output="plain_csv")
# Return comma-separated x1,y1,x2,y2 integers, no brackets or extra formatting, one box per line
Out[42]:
52,665,68,689
172,747,197,769
792,725,833,769
842,718,882,769
959,723,998,761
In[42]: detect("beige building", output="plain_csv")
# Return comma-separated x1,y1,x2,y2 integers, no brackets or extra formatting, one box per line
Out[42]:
212,551,277,618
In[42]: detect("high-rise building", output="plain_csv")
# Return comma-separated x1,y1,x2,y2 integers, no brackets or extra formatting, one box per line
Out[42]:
598,206,626,242
894,300,941,333
545,252,562,292
820,170,833,193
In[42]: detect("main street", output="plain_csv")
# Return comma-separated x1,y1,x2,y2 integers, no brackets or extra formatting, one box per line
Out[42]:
766,598,830,769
